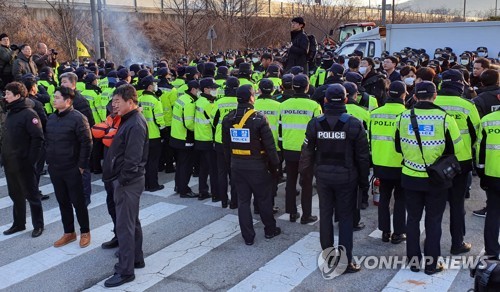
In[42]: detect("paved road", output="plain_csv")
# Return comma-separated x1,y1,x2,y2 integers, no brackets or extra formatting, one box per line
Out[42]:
0,169,487,291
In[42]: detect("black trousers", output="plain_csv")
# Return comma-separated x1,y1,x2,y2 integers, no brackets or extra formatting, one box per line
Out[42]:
4,161,44,229
198,148,218,196
448,171,467,248
405,188,448,270
216,149,237,205
378,178,406,234
35,144,46,186
113,176,144,276
285,160,313,217
485,189,500,258
145,138,162,189
90,138,103,172
159,127,175,169
232,167,276,242
49,166,90,233
175,148,194,195
316,179,357,263
104,181,116,234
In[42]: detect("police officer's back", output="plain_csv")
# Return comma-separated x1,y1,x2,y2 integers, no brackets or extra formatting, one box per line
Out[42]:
222,85,281,245
299,84,369,273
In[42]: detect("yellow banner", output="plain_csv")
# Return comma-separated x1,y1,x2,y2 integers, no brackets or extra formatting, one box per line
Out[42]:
76,39,91,57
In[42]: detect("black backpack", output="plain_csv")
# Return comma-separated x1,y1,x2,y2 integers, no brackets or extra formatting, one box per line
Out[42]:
471,259,500,291
307,34,317,62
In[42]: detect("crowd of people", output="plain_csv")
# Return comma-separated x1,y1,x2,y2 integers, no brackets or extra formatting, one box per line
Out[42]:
0,15,499,287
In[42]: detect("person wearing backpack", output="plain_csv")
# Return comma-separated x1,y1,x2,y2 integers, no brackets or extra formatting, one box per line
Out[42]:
285,17,309,75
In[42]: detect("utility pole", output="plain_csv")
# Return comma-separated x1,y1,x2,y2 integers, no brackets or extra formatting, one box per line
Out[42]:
97,0,106,59
381,0,387,26
392,0,395,23
495,0,498,17
90,0,100,59
463,0,466,21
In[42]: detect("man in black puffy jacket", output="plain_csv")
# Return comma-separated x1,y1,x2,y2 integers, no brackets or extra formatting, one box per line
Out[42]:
1,82,44,237
46,86,92,248
102,84,148,287
285,17,309,74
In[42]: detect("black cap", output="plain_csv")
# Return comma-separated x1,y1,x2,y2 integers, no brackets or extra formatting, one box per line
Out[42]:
325,84,347,102
239,62,252,74
129,64,141,73
107,70,118,78
282,73,294,88
117,68,130,79
267,64,280,77
156,67,170,77
105,62,115,69
75,67,89,79
291,17,305,26
290,66,304,75
345,71,363,84
343,82,358,98
217,66,228,76
225,76,240,89
292,74,309,89
185,66,199,77
137,69,150,80
388,81,407,98
187,79,200,90
328,63,344,76
442,69,464,83
199,78,220,90
415,81,436,99
237,84,254,102
322,51,334,60
140,75,160,89
84,73,98,84
259,78,274,93
203,62,216,77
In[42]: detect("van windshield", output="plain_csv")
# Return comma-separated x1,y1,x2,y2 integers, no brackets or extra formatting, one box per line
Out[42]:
336,42,366,57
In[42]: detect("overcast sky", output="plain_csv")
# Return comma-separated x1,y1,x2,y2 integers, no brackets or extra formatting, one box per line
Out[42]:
355,0,497,16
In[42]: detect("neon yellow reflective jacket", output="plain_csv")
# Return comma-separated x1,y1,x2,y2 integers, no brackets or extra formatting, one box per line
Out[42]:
171,92,196,142
159,86,178,127
476,110,500,180
194,95,216,143
138,91,166,139
81,87,103,124
211,95,238,144
255,96,280,151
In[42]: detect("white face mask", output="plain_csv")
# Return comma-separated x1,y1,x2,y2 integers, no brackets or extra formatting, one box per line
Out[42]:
197,91,202,97
435,54,442,59
216,58,223,63
478,52,487,57
153,83,158,92
439,61,444,66
252,58,259,63
460,59,469,65
326,45,331,50
359,66,368,75
404,77,415,86
374,63,380,70
421,57,427,62
227,59,234,65
210,89,217,97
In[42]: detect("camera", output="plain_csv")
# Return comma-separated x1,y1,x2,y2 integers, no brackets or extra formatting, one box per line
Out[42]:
51,49,58,55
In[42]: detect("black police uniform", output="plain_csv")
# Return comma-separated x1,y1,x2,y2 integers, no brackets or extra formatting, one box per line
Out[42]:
299,84,370,268
222,85,281,244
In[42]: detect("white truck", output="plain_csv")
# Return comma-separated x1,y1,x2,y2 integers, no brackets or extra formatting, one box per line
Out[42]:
335,21,500,58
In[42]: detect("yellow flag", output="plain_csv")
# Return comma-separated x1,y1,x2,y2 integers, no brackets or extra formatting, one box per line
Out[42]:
76,39,90,57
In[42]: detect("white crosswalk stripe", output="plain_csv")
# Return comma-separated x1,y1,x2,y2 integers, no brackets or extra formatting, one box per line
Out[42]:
0,202,186,290
369,213,425,239
277,194,319,225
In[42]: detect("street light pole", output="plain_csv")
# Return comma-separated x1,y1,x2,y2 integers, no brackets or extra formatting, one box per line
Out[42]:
496,0,498,17
392,0,395,23
90,0,100,59
463,0,466,21
381,0,387,26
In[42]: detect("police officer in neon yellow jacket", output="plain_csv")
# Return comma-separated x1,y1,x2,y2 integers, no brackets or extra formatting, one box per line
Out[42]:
195,78,219,201
369,81,407,244
138,75,166,192
81,73,104,173
434,69,480,255
170,80,200,198
395,81,465,274
476,104,500,258
279,74,322,224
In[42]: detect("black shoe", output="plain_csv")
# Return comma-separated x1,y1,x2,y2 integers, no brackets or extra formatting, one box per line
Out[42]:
300,215,318,224
290,212,301,222
278,176,286,183
382,232,391,243
473,207,487,217
41,194,50,201
93,169,103,174
424,263,444,275
164,166,176,173
180,191,199,198
102,236,119,249
229,203,238,209
465,191,470,199
354,222,365,231
222,201,229,208
192,171,199,178
344,263,361,273
134,260,145,269
32,227,43,238
450,242,472,255
212,196,221,203
146,185,165,192
273,206,280,214
410,266,420,273
296,189,300,197
265,227,281,239
245,239,255,246
391,233,406,244
41,170,47,175
254,209,260,215
104,273,135,288
114,251,119,258
361,202,369,210
198,193,211,201
3,225,26,235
